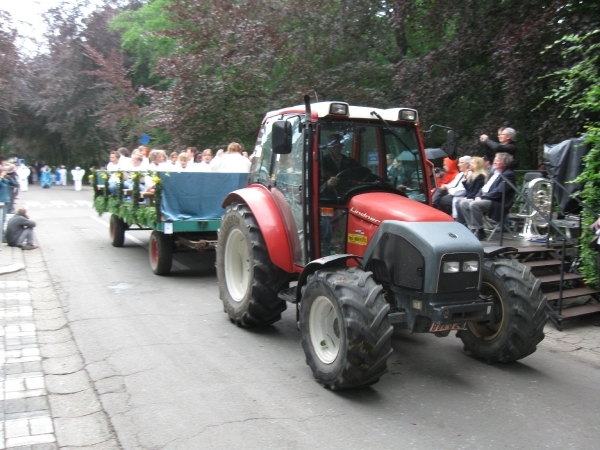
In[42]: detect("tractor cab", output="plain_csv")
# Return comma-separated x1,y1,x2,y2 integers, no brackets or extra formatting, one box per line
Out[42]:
248,100,452,265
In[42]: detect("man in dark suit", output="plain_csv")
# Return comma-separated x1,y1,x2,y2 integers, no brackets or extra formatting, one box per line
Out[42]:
458,152,515,240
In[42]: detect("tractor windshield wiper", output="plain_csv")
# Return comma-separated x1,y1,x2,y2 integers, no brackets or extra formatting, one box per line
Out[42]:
370,111,412,151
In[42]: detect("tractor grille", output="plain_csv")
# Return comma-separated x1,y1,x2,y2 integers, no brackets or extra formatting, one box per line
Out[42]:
392,236,424,291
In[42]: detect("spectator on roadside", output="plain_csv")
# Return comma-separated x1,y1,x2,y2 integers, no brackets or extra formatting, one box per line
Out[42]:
210,142,251,173
54,166,61,185
7,164,19,213
17,164,31,192
40,166,52,189
480,127,518,168
195,153,203,164
482,155,494,176
456,156,489,224
169,152,179,166
59,165,67,186
458,152,515,240
1,167,18,243
432,155,471,215
6,207,37,250
71,167,85,191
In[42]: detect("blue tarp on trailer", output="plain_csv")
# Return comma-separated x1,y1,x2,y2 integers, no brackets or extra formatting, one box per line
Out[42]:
159,172,247,221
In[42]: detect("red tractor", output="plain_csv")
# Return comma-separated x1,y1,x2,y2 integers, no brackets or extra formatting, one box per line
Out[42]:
217,97,548,390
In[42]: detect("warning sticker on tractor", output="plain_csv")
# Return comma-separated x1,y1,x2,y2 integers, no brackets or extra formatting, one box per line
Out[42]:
348,234,367,245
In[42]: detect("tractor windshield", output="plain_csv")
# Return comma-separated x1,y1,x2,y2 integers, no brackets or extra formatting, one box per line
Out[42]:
318,122,426,203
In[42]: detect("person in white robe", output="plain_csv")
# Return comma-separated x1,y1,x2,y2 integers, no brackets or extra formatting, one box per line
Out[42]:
17,165,31,192
71,167,85,191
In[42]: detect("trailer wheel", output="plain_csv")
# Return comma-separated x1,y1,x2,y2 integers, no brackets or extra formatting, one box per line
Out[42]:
217,203,287,327
300,267,393,390
457,258,548,363
110,214,128,247
149,231,173,275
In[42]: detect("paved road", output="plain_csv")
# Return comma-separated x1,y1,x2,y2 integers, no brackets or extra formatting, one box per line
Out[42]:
2,185,600,449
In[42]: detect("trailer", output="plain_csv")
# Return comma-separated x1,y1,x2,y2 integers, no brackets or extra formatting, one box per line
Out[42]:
92,169,247,275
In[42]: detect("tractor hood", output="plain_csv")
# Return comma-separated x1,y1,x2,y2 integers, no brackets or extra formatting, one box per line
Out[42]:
348,192,454,226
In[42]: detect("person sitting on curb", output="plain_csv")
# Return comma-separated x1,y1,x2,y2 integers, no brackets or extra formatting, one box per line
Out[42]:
6,207,38,250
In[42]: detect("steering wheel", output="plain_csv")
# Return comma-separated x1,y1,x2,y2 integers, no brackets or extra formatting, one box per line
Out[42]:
335,166,384,185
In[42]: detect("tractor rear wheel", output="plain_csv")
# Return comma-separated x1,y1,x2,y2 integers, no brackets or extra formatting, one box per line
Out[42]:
217,203,287,327
110,214,127,247
457,258,548,363
149,230,173,275
300,267,393,390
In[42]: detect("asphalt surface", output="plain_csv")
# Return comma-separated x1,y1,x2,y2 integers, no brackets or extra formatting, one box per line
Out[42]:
2,188,600,449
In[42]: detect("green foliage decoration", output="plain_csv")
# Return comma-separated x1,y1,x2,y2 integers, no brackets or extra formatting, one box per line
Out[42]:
89,169,160,229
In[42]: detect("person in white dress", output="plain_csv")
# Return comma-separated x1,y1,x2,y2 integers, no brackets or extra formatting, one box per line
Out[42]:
17,164,31,192
71,167,85,191
59,165,67,186
210,143,251,173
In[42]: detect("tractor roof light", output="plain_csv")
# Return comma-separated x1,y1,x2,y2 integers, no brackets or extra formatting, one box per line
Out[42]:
329,103,349,116
399,109,417,122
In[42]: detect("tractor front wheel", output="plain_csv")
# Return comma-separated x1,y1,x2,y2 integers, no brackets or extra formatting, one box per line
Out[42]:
300,267,393,390
457,258,548,363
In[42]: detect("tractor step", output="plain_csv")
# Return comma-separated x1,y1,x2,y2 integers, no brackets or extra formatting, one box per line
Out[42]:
545,287,600,302
559,303,600,319
278,286,298,303
537,273,583,284
521,259,562,268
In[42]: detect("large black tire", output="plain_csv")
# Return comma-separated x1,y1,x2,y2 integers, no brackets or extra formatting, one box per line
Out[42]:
457,258,548,363
300,267,393,390
110,214,127,247
216,203,288,327
149,230,173,275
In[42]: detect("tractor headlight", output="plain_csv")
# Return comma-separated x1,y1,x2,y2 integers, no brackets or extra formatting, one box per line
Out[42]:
462,260,479,272
399,109,417,121
329,103,349,115
443,261,460,273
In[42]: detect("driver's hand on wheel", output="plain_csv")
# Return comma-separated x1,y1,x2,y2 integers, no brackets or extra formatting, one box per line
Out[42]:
327,176,340,187
396,185,407,192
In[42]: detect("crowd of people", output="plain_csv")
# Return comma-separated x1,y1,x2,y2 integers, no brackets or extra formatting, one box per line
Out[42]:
102,143,251,195
430,125,519,240
103,143,251,174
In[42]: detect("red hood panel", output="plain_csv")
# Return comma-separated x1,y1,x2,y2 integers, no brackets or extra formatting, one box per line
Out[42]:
349,192,454,224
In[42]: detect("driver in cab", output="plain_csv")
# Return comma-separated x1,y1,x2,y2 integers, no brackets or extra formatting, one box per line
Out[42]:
320,134,360,195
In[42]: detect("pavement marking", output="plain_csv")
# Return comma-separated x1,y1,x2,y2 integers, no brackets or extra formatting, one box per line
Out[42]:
18,200,92,209
49,200,72,208
89,216,189,270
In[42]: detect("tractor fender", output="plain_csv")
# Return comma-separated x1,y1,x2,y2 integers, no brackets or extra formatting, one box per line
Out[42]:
296,254,360,303
222,185,295,273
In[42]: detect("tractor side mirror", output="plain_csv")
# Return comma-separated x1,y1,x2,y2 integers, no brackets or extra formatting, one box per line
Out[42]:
446,130,457,159
272,120,293,154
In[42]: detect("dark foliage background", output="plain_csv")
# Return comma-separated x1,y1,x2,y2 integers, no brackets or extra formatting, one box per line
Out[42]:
0,0,599,168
